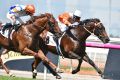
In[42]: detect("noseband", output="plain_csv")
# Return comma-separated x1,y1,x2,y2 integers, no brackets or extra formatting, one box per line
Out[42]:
83,22,101,36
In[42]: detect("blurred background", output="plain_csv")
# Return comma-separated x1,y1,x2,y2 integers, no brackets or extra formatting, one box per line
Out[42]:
0,0,120,78
0,0,120,37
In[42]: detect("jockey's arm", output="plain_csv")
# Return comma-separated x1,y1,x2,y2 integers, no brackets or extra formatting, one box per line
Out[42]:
62,19,71,26
29,15,34,21
10,16,16,25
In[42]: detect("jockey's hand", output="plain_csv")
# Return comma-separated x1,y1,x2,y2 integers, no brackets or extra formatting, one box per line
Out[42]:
69,23,78,28
72,22,79,26
69,22,79,28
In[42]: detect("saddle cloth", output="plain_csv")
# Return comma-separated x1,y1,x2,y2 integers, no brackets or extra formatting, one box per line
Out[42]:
46,31,62,47
0,29,14,40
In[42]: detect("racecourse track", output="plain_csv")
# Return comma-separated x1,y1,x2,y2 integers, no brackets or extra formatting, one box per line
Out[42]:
0,69,108,80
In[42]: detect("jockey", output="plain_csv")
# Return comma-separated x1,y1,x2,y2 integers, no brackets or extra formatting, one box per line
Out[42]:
58,10,81,32
6,4,35,30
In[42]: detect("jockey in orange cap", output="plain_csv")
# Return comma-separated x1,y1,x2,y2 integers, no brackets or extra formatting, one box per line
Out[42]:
58,10,81,32
4,4,35,32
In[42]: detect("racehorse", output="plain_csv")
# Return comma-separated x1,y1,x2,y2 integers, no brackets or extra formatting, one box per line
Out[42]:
0,13,62,79
31,18,110,78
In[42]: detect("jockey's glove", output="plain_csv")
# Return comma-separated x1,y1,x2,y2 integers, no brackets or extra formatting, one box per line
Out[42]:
69,22,79,28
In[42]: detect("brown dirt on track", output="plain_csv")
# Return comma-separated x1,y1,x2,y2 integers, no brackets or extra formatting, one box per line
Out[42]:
59,58,105,75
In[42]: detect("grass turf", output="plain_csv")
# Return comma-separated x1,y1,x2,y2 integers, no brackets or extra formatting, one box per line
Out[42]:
0,75,43,80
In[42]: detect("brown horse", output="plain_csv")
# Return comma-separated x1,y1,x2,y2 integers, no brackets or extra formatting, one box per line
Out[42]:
31,18,110,78
0,13,62,79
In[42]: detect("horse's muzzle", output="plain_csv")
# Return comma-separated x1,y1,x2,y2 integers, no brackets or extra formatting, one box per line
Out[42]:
103,37,110,43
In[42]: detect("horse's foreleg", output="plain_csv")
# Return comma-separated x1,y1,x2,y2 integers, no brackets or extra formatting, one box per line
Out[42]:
83,53,103,75
68,51,83,74
37,50,57,68
69,51,82,59
32,58,41,79
37,50,61,79
23,48,61,79
0,49,10,74
0,50,15,77
72,59,83,74
0,58,9,74
23,47,56,68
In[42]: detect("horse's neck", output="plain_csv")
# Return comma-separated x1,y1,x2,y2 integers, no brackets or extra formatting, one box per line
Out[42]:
68,26,91,41
23,17,48,35
34,17,48,28
80,27,91,40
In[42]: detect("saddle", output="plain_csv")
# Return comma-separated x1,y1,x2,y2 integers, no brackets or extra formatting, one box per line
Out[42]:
2,23,12,34
2,23,21,34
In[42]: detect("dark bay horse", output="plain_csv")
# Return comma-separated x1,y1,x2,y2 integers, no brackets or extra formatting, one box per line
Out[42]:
0,13,62,79
31,18,110,78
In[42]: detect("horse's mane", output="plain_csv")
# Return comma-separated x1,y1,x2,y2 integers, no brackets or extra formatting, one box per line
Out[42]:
25,13,53,25
81,18,100,24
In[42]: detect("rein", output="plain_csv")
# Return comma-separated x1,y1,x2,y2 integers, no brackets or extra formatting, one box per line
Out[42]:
66,28,80,42
67,22,99,41
83,22,101,36
83,26,95,36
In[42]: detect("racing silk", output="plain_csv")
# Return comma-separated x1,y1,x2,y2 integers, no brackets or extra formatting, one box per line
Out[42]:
8,4,27,17
58,12,73,26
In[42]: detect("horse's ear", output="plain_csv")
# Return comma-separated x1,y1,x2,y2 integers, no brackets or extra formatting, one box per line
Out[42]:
95,23,97,26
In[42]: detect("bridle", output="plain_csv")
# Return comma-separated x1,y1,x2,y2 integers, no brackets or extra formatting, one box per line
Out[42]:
83,22,101,36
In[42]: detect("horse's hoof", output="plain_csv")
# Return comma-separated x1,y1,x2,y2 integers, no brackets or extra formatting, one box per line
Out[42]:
101,74,105,79
9,73,15,77
33,75,36,79
72,70,78,74
101,73,105,79
32,73,37,79
56,69,64,73
98,71,103,75
56,74,61,79
57,70,64,73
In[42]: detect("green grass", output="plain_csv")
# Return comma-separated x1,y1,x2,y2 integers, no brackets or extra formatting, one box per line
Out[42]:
0,75,43,80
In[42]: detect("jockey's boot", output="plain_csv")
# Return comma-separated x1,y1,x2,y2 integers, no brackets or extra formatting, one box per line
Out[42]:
55,32,62,38
53,32,61,44
53,35,58,45
13,24,20,31
53,32,62,55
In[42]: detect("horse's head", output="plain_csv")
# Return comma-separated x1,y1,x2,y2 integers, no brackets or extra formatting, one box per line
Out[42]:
44,13,61,34
83,18,110,43
26,13,61,34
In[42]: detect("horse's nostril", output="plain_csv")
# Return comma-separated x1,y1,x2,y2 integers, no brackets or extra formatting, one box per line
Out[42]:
105,38,110,43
